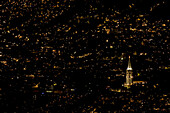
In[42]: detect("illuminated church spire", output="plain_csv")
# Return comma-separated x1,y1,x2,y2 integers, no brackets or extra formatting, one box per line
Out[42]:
125,56,133,86
127,56,132,70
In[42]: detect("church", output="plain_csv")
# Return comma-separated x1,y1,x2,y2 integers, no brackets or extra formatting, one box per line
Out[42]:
123,56,147,89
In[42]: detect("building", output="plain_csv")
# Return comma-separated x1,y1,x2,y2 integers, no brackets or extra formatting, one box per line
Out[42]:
124,56,133,88
123,56,147,88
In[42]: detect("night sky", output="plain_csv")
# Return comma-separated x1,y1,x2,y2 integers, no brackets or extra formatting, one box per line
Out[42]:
1,0,170,112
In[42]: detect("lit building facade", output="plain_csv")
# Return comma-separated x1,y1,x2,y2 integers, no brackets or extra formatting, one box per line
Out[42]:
126,56,133,85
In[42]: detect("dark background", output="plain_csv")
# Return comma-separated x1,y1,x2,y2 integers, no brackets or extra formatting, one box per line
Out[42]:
1,0,170,112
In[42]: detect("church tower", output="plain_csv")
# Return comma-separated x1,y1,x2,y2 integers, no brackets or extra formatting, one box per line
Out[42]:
126,56,133,85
